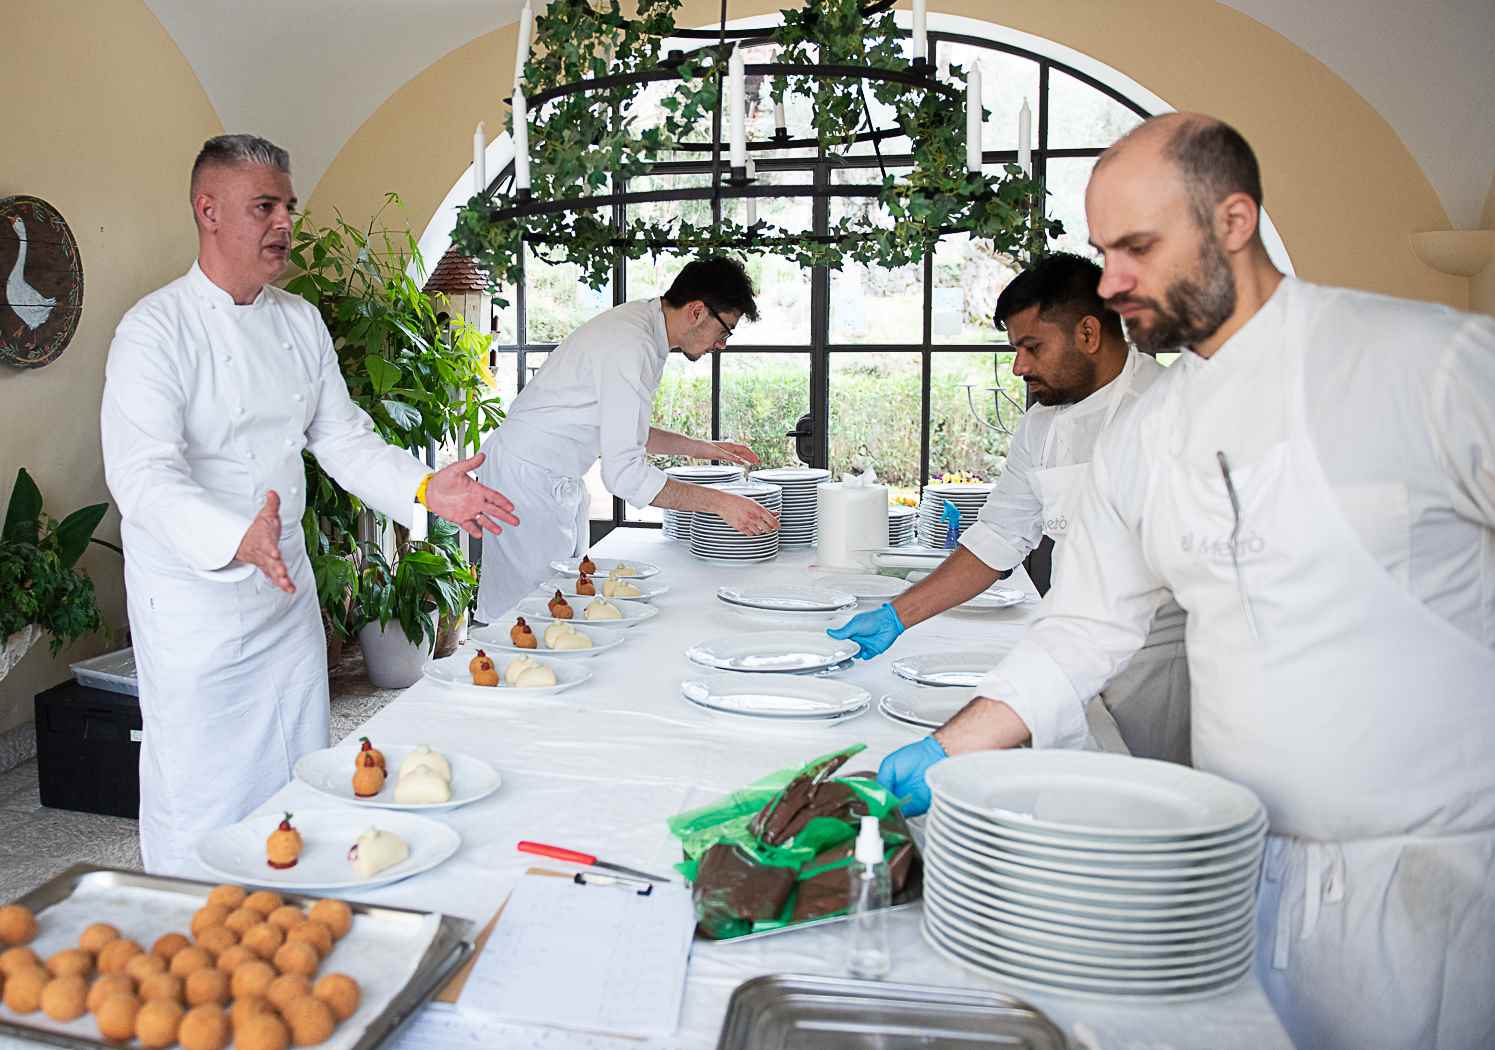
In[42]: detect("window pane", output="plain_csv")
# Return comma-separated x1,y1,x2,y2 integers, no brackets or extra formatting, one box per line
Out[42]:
931,233,1022,344
648,351,713,467
935,44,1040,155
523,245,614,343
829,353,922,500
583,461,613,521
1043,155,1101,259
929,351,1022,480
829,171,922,344
1046,70,1144,150
720,352,809,470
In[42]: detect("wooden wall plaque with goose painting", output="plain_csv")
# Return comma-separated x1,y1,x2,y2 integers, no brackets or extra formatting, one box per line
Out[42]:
0,196,83,369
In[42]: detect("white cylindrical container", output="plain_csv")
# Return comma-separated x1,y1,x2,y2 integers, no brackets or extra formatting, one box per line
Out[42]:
815,481,888,571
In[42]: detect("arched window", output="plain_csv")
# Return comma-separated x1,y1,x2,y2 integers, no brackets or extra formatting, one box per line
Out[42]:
434,15,1290,529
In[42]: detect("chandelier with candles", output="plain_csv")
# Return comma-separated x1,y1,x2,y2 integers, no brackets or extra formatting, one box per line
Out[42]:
452,0,1061,294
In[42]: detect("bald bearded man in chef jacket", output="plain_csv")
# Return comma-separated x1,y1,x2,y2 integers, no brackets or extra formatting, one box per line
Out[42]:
101,135,521,876
475,255,779,621
879,115,1495,1050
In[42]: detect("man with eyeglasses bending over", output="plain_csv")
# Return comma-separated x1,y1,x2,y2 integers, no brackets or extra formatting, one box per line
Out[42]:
878,114,1495,1050
476,254,779,620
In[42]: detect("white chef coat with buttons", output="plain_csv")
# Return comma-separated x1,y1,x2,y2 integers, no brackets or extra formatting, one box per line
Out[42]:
100,261,430,877
974,277,1495,1050
476,297,671,619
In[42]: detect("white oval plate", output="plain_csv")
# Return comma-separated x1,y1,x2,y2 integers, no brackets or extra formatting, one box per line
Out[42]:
890,650,1007,687
683,695,869,730
540,577,670,601
516,595,659,628
905,571,1031,610
196,808,460,892
925,750,1265,841
686,630,860,673
548,557,660,579
716,585,857,612
723,606,848,629
423,649,592,697
809,573,909,600
680,672,871,719
879,685,977,727
293,745,502,812
469,621,627,658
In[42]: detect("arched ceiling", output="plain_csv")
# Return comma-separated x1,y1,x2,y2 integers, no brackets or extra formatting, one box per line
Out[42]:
144,0,1494,227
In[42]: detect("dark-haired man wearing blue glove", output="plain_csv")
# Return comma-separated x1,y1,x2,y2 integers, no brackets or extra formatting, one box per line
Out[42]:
845,254,1191,813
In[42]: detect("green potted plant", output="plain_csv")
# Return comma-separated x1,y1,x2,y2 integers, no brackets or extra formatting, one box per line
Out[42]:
283,193,504,675
0,468,117,680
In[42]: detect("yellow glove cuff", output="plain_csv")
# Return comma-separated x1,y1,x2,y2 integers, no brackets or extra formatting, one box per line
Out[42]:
415,472,434,509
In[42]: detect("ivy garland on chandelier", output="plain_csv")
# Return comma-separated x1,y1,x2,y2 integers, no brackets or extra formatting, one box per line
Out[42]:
452,0,1063,295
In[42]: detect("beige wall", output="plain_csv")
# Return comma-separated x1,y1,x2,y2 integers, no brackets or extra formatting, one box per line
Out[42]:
309,0,1468,309
0,1,221,735
1472,174,1495,315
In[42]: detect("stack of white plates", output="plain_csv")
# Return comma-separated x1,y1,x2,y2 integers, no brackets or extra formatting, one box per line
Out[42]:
888,504,916,546
751,467,829,547
680,673,870,727
690,481,783,563
922,751,1268,1001
662,464,744,541
916,482,994,547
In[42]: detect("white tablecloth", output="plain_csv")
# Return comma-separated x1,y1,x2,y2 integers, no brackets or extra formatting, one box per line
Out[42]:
205,533,1297,1048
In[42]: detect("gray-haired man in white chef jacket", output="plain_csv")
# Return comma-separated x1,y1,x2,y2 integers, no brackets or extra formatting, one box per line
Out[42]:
101,135,520,876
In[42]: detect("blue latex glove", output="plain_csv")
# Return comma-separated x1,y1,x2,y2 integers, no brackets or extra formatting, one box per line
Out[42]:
826,602,904,660
942,499,962,548
878,735,947,817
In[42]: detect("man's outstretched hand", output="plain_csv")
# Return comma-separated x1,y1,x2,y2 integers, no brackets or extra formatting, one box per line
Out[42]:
236,491,294,593
424,453,521,539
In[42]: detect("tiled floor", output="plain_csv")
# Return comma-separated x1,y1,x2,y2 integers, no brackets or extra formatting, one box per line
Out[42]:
0,648,401,902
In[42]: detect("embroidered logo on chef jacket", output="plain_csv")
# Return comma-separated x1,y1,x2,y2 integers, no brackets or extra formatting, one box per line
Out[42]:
1044,515,1070,535
1180,529,1266,564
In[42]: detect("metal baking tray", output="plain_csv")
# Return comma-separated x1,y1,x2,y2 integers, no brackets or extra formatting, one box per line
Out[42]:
0,864,474,1050
716,974,1067,1049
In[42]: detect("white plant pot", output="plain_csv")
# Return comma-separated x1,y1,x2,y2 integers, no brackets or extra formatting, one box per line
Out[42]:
357,614,437,690
0,625,42,684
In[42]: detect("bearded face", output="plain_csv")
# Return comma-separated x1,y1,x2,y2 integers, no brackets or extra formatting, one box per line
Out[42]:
1107,230,1237,354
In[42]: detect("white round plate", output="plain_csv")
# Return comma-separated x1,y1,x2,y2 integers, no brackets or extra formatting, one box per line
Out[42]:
810,573,909,600
666,465,744,482
905,571,1031,610
293,745,502,812
879,685,976,727
890,650,1007,687
468,621,627,658
423,649,592,697
724,606,849,629
196,808,460,892
691,552,780,565
878,697,935,732
925,750,1266,840
686,630,860,673
541,577,670,601
716,585,857,612
680,672,871,719
516,595,659,628
683,695,869,729
548,557,661,579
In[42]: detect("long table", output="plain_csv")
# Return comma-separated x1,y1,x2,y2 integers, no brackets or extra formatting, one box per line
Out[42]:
252,530,1292,1049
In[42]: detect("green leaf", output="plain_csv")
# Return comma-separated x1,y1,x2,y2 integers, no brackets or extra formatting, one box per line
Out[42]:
379,399,422,430
52,503,108,570
3,469,43,545
365,355,399,395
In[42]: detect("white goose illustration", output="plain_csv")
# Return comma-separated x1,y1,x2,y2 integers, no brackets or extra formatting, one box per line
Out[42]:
6,217,57,331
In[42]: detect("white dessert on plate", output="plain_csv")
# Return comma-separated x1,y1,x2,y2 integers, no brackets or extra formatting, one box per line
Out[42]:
347,827,411,878
584,598,623,621
544,622,594,650
396,745,452,783
610,562,638,578
602,578,642,598
394,765,453,804
505,655,559,687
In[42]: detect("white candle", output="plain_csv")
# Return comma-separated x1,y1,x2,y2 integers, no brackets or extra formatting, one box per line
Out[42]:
912,0,927,62
745,157,757,226
1018,98,1032,177
773,99,786,135
513,0,533,91
965,65,983,173
409,502,428,543
472,122,487,196
512,89,531,190
729,47,747,171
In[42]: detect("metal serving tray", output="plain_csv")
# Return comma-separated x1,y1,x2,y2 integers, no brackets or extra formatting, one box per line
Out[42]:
1,864,474,1050
716,974,1067,1050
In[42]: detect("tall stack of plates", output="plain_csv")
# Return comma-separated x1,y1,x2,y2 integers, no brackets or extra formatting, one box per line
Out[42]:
690,481,783,563
922,751,1268,1001
888,504,916,546
916,482,993,547
750,467,829,547
662,464,745,541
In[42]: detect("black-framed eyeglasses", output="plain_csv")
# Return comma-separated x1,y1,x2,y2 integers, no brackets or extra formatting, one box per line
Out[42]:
705,304,737,344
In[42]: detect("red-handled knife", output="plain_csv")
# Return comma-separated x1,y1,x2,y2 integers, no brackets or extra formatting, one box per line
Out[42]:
517,840,673,884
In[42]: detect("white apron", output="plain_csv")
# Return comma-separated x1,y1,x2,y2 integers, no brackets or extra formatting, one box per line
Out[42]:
1140,306,1495,1050
1034,370,1191,765
475,431,587,622
128,296,329,878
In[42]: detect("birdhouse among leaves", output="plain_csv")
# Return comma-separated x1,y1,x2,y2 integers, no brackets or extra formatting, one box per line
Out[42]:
0,196,83,369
